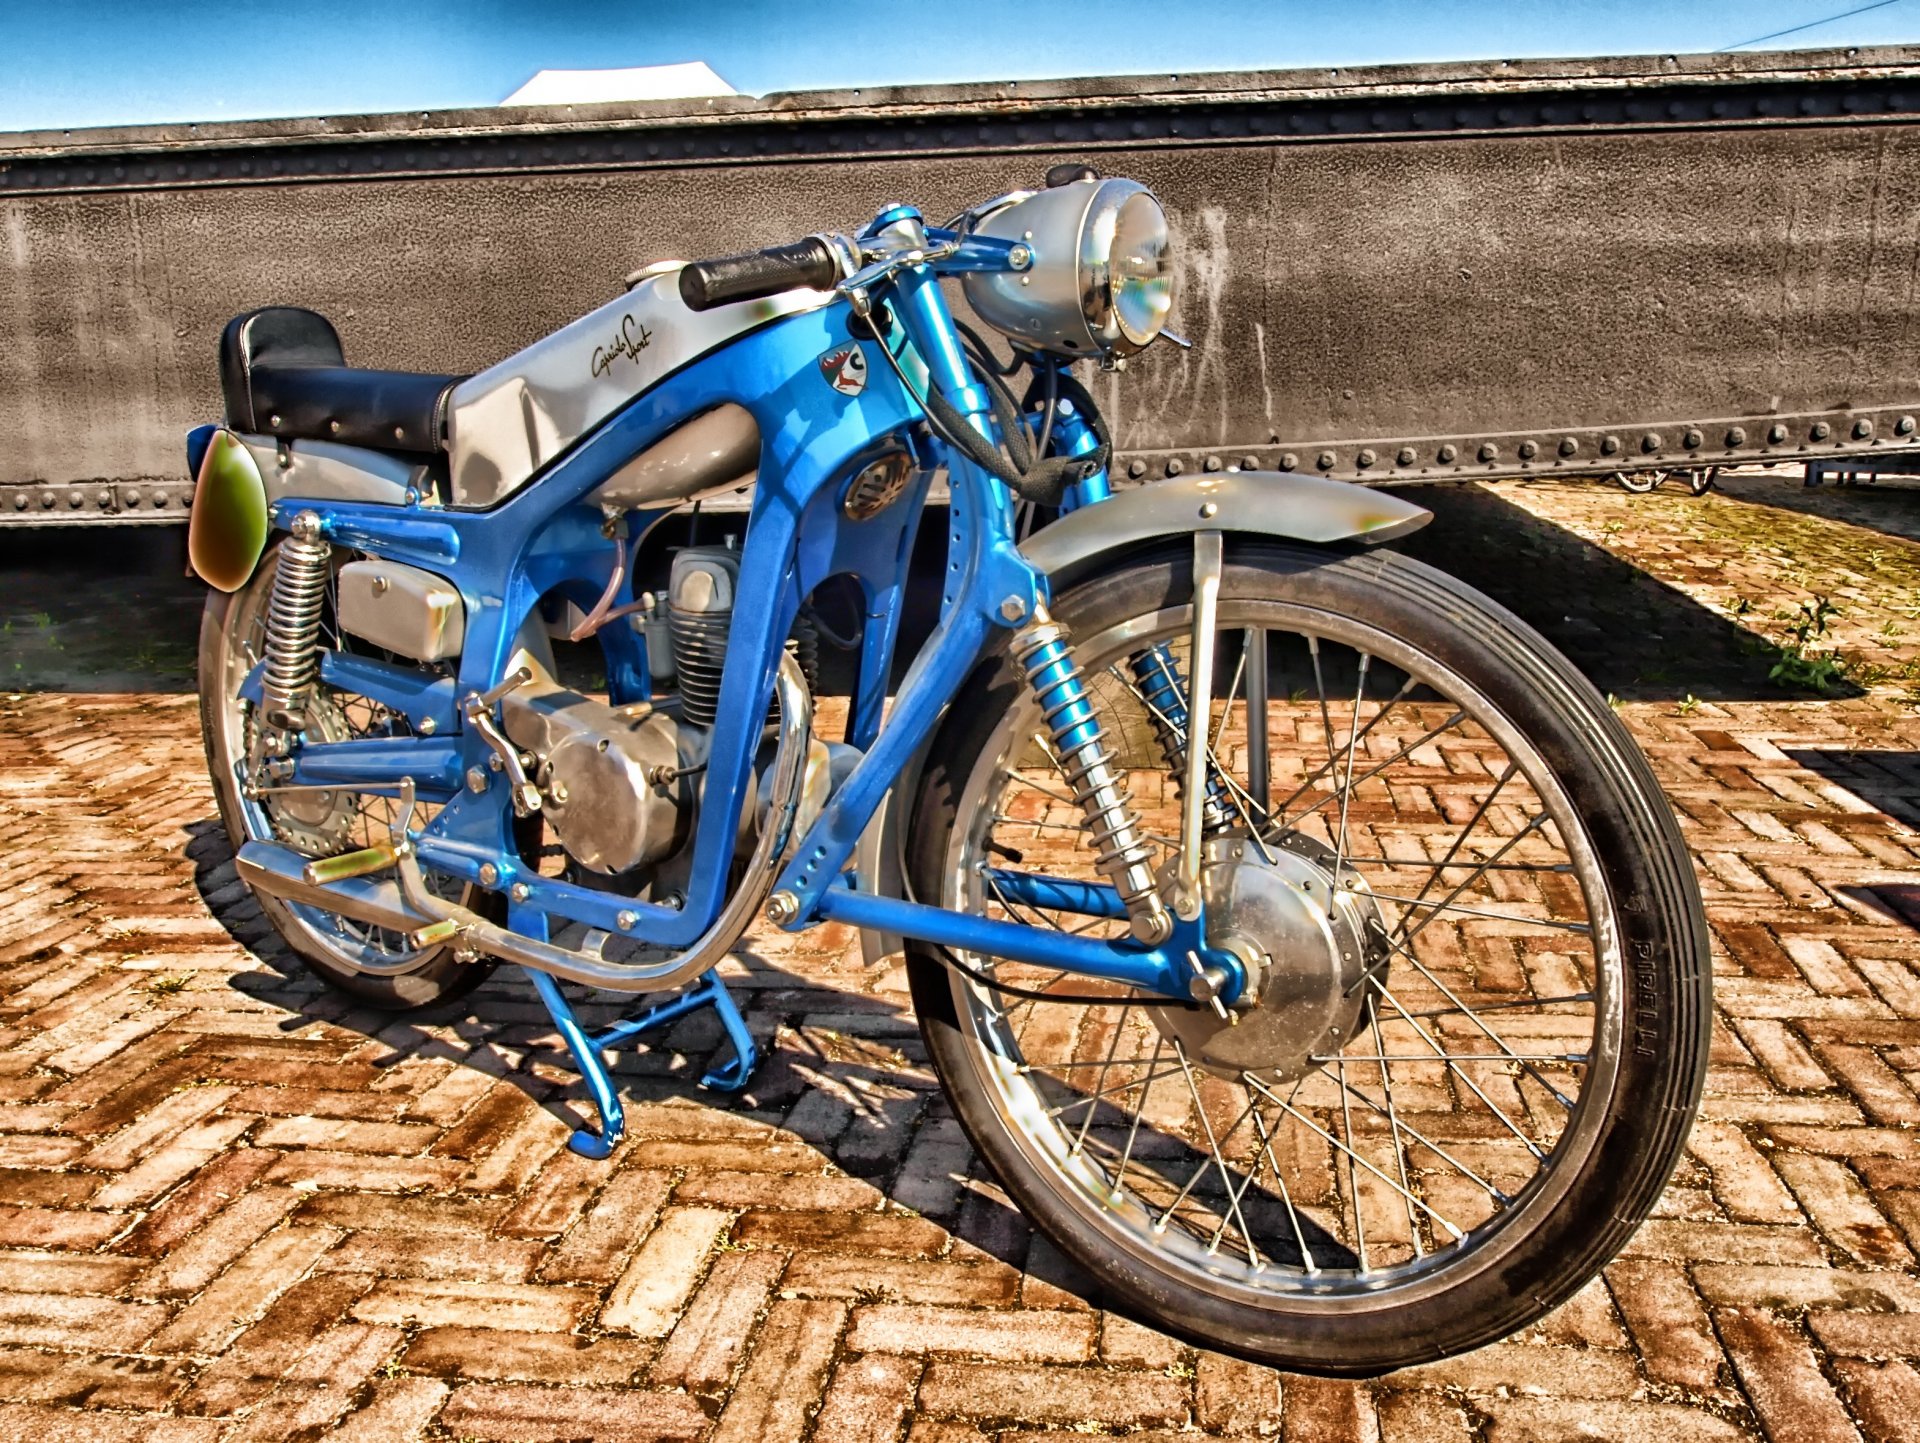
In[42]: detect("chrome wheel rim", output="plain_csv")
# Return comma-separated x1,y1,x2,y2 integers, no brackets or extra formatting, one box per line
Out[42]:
938,596,1624,1309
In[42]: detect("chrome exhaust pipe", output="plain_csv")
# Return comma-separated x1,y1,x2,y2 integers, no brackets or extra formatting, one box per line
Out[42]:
236,841,434,935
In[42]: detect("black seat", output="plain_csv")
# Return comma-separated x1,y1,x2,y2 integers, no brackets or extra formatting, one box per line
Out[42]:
219,307,463,455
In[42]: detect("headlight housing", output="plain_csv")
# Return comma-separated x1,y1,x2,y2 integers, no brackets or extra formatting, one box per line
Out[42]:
961,177,1175,358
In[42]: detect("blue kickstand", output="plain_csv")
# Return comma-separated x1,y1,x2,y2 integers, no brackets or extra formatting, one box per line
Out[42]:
527,967,760,1160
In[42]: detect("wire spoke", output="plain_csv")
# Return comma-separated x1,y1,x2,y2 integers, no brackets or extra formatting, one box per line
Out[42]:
1368,886,1590,936
1336,1054,1368,1270
1108,1036,1165,1200
1250,1108,1318,1273
1366,976,1551,1154
1400,760,1518,915
1266,705,1465,835
1400,992,1594,1020
1269,674,1419,821
1045,1065,1187,1118
1242,1073,1466,1240
1070,1004,1136,1157
1372,929,1582,1111
1315,1063,1510,1204
1368,995,1423,1256
1336,855,1575,874
1165,1042,1261,1266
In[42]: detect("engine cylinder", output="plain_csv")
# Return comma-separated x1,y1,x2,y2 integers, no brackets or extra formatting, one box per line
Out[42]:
667,546,740,729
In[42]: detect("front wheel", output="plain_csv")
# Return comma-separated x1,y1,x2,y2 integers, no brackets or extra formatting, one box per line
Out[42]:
905,540,1709,1374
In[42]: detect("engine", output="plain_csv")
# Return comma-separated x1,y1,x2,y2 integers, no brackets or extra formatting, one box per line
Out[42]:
495,544,834,885
336,536,835,887
500,678,698,875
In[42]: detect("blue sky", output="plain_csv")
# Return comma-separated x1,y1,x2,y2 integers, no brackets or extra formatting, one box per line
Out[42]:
2,1,1917,133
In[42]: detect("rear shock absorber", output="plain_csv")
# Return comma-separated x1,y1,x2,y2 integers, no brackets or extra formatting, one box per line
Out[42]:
260,511,330,730
1013,606,1172,946
1129,644,1235,832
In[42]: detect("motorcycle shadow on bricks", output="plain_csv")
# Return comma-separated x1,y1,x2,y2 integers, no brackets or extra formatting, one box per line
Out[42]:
1783,748,1920,936
183,815,1281,1311
1396,483,1863,702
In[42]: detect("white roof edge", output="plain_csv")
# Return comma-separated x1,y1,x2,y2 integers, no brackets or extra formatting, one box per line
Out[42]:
501,62,740,107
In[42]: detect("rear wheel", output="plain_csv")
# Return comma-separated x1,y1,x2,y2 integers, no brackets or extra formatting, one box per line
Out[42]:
906,540,1709,1374
199,540,495,1010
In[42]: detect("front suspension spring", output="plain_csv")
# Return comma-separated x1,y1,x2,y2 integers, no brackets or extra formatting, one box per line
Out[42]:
1129,643,1235,831
1013,608,1172,946
260,511,330,730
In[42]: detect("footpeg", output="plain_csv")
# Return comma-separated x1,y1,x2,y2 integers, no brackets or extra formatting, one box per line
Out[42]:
303,841,405,887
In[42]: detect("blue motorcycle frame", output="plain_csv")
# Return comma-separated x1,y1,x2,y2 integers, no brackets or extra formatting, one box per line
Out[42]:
214,204,1426,1154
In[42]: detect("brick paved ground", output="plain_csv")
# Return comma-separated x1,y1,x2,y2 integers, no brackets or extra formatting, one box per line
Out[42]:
2,473,1920,1440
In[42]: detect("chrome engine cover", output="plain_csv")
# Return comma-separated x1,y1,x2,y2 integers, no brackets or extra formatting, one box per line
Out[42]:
500,672,701,875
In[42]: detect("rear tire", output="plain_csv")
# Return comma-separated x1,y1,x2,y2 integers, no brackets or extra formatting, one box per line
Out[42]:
199,541,495,1011
905,540,1710,1374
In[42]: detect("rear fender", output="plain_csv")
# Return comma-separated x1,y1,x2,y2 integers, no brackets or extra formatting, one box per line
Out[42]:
856,470,1431,966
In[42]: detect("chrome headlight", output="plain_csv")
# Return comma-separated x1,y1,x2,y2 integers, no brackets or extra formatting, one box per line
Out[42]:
961,178,1175,358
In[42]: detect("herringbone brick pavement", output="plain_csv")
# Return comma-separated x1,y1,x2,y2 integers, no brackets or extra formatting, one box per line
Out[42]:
1,475,1919,1440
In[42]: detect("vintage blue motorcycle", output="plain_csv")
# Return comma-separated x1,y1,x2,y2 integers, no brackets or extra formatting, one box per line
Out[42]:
188,169,1709,1373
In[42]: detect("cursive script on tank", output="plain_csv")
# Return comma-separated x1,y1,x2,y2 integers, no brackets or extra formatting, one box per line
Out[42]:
591,314,654,378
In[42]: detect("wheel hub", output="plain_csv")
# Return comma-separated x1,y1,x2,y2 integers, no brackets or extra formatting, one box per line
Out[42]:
1150,833,1386,1081
262,695,357,856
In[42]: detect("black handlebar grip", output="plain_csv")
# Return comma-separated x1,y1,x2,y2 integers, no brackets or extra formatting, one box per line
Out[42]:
678,237,844,312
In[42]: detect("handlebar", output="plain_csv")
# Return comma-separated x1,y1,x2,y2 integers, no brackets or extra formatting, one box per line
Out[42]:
679,237,845,312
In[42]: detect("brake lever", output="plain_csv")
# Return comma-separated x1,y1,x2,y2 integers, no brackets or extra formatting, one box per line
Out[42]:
836,239,960,299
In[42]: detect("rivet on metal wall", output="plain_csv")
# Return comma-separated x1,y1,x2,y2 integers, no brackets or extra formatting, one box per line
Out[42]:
1204,456,1223,472
1683,428,1703,449
1355,448,1376,468
1725,426,1747,447
1558,437,1578,456
1279,453,1298,471
1316,451,1336,470
1517,440,1537,460
1239,455,1260,470
1641,432,1662,453
1396,447,1417,466
1853,418,1874,439
1478,443,1498,462
1767,423,1789,444
1900,416,1918,436
1127,459,1147,479
1166,458,1185,476
1437,444,1458,464
1810,421,1831,441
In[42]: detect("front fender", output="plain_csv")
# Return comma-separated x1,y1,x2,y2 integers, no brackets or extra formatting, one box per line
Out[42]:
1018,470,1430,590
856,470,1431,969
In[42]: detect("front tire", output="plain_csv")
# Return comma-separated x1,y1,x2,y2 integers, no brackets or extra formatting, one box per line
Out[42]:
906,540,1709,1374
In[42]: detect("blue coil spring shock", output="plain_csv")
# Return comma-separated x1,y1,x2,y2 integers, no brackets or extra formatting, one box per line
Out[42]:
1012,608,1172,945
1129,644,1235,831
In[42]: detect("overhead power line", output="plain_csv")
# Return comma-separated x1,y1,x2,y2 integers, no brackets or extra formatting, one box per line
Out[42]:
1718,0,1908,52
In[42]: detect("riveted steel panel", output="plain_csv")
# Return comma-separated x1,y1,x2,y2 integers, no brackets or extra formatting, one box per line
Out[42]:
6,45,1920,523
